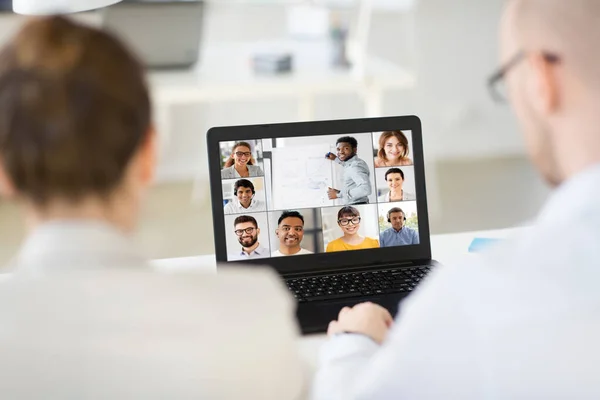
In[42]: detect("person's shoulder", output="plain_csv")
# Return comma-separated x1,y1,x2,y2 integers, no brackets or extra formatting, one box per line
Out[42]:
271,250,282,257
299,248,313,254
326,238,342,251
221,166,234,178
365,237,379,246
354,157,370,167
373,157,383,168
253,198,266,210
197,267,292,305
407,226,418,235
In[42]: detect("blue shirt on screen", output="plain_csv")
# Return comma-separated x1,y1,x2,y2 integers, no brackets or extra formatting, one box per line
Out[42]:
379,227,419,247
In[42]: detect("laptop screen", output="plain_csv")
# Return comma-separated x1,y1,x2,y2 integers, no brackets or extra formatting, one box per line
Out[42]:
218,130,422,262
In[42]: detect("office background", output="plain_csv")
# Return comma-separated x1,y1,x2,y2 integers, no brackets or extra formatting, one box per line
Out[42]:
0,0,550,265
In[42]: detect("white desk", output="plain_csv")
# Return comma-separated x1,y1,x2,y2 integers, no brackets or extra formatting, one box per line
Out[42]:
150,228,519,370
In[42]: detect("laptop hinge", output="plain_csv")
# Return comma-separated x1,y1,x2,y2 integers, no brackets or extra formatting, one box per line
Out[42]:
281,260,417,279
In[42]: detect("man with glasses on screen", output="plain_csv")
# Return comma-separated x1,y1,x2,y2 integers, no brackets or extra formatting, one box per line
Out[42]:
229,215,269,260
312,1,600,398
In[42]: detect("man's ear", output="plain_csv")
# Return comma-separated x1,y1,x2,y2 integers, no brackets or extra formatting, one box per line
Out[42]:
0,160,16,198
528,52,560,114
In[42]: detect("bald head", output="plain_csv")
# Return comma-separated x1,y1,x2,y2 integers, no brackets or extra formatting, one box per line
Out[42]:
507,0,600,87
501,0,600,186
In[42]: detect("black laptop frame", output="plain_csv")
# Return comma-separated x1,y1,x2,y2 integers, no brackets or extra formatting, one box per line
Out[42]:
208,116,432,276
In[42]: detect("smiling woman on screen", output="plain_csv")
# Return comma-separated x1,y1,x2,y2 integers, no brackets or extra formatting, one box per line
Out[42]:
374,130,413,167
326,206,379,252
221,141,264,178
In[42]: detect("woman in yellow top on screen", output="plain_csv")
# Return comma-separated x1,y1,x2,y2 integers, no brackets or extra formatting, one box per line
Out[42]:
326,206,379,252
374,130,413,167
221,141,264,179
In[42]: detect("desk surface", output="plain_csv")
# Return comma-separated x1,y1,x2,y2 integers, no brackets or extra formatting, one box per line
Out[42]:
151,228,519,372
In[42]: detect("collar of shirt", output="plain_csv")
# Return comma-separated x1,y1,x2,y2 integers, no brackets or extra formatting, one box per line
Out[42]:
340,155,360,167
537,163,600,224
240,244,268,256
231,197,259,210
13,220,146,273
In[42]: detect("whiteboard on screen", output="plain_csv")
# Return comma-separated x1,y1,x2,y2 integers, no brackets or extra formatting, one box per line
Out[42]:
271,144,344,210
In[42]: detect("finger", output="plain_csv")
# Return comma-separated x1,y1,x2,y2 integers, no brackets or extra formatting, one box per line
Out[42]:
338,306,351,318
327,320,340,336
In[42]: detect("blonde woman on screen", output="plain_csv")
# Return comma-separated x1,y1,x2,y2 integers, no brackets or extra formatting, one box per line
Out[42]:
374,130,413,167
0,16,304,399
221,141,264,178
326,206,379,252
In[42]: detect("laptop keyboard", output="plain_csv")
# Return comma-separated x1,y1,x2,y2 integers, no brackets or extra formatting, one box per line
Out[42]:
286,265,433,303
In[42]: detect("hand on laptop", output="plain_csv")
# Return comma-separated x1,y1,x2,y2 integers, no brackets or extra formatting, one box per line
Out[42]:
327,302,394,344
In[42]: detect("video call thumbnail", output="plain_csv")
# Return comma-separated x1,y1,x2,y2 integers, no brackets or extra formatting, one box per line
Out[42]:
219,130,420,261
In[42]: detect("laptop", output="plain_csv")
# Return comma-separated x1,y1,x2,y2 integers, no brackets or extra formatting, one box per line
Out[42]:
207,116,439,334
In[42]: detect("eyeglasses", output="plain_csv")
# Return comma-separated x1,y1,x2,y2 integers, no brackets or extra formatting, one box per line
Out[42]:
488,50,560,103
234,227,256,236
235,151,252,158
338,216,361,226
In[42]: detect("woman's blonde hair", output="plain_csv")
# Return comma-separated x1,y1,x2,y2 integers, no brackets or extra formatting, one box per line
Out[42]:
377,131,409,162
224,141,254,168
0,16,150,206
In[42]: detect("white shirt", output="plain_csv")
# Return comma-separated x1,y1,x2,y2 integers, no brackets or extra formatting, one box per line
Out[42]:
223,197,266,214
0,221,306,399
312,163,600,400
272,248,313,257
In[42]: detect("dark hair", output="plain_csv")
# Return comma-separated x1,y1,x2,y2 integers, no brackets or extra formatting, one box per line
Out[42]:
377,131,409,161
233,215,258,229
278,210,304,226
388,207,405,219
384,168,405,181
224,141,254,168
0,16,150,206
337,206,360,220
336,136,358,149
234,178,254,194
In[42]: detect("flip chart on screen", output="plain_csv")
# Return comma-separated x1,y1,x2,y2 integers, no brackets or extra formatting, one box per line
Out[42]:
271,144,343,210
